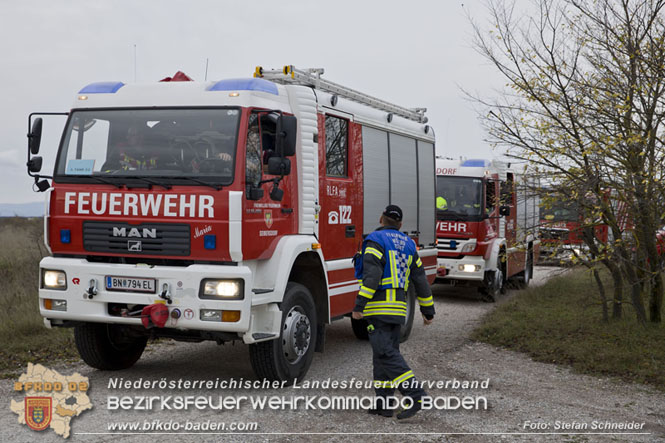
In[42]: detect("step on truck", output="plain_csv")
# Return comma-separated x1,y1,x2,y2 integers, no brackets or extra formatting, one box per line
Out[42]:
435,158,540,300
26,66,438,384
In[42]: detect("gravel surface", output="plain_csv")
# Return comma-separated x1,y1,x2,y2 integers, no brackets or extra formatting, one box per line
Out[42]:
2,266,664,442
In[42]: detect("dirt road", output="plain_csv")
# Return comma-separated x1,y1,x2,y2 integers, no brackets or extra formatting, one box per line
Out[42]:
2,266,664,442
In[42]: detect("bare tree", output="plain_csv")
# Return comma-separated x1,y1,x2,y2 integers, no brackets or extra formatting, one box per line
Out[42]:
471,0,665,323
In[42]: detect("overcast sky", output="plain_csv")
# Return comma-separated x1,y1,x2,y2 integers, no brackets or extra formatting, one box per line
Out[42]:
0,0,508,204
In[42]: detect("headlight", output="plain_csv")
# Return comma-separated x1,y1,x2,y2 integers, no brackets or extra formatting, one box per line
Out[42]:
461,241,477,253
42,270,67,290
199,279,244,300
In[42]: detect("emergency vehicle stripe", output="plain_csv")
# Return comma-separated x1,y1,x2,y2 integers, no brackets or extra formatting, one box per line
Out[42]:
365,247,383,260
417,296,434,307
393,370,414,385
358,285,376,299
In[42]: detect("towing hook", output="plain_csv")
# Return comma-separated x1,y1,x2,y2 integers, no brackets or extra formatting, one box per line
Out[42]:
159,283,172,304
86,279,98,299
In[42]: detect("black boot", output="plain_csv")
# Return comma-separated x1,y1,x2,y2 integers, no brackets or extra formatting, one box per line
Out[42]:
368,407,393,417
396,398,422,420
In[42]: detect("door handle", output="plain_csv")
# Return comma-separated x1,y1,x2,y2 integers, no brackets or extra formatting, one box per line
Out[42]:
345,225,356,238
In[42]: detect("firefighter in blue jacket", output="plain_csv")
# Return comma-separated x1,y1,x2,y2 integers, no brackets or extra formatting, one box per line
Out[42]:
352,205,436,419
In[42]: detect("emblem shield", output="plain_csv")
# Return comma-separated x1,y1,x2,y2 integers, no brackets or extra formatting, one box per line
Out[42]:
264,210,273,228
25,397,52,431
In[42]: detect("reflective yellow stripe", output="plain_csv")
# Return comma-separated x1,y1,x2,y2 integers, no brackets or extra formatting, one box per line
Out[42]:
365,247,383,260
381,277,393,285
386,288,396,302
373,380,391,388
366,301,407,307
417,296,434,307
363,310,407,317
390,251,399,286
416,257,422,267
359,286,375,299
360,285,376,294
393,370,414,385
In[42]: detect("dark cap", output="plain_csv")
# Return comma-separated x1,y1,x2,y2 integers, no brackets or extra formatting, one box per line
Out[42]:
382,205,403,222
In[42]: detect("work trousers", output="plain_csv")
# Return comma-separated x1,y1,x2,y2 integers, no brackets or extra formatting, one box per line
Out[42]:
367,318,426,400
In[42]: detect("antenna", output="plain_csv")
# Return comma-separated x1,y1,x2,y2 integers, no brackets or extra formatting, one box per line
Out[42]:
204,58,209,81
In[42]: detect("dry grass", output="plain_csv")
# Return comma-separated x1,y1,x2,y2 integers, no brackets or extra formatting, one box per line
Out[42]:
472,267,665,390
0,218,78,377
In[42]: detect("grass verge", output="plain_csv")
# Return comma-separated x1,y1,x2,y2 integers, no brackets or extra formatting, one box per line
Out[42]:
472,267,665,390
0,218,78,378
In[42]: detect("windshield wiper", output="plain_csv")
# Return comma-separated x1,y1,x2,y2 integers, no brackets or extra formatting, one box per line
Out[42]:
438,211,466,221
78,175,123,188
166,176,224,191
122,176,172,190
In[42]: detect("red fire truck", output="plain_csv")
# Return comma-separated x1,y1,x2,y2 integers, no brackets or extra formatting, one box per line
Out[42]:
539,197,610,263
435,158,540,300
26,66,438,383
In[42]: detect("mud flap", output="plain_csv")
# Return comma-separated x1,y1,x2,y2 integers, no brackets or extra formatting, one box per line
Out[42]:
315,323,325,353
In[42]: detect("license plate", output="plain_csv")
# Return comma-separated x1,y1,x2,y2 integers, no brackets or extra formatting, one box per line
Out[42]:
105,276,156,293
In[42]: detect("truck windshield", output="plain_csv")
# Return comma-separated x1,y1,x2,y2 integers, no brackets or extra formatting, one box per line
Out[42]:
55,108,241,185
540,201,579,222
436,176,483,219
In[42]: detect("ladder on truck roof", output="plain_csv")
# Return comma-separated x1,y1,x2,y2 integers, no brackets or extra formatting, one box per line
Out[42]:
254,65,428,124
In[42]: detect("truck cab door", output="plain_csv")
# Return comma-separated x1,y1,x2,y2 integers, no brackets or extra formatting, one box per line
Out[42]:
242,111,296,260
318,112,362,260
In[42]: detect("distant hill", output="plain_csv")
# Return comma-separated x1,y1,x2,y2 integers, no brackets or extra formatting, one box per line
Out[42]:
0,202,44,217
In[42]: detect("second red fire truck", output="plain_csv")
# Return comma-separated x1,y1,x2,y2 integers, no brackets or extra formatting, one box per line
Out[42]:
435,158,540,300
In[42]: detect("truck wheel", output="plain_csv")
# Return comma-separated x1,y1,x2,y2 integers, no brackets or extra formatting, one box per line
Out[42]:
249,282,317,386
74,323,148,370
518,250,533,289
399,286,416,343
351,316,369,340
479,268,503,302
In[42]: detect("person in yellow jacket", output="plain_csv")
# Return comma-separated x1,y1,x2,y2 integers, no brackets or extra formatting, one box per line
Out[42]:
352,205,436,420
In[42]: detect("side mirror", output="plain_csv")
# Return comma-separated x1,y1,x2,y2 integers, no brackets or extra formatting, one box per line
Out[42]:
35,179,51,192
27,156,43,173
276,115,297,157
499,205,511,216
270,185,284,202
29,118,43,155
247,186,264,201
267,156,291,176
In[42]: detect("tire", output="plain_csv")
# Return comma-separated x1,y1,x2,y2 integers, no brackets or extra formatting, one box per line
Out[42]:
74,323,148,370
351,316,369,340
399,286,416,343
518,250,533,289
479,267,503,303
249,282,317,386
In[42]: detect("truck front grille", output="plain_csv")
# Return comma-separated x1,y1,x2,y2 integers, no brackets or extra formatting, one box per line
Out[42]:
83,221,190,256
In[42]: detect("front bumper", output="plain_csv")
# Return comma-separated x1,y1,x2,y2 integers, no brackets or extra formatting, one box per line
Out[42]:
39,256,253,333
437,255,486,281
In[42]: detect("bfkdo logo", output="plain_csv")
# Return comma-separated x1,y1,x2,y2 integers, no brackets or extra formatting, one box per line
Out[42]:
10,363,92,438
25,397,52,431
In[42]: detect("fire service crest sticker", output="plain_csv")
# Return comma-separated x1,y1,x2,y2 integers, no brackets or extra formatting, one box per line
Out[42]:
25,397,52,431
